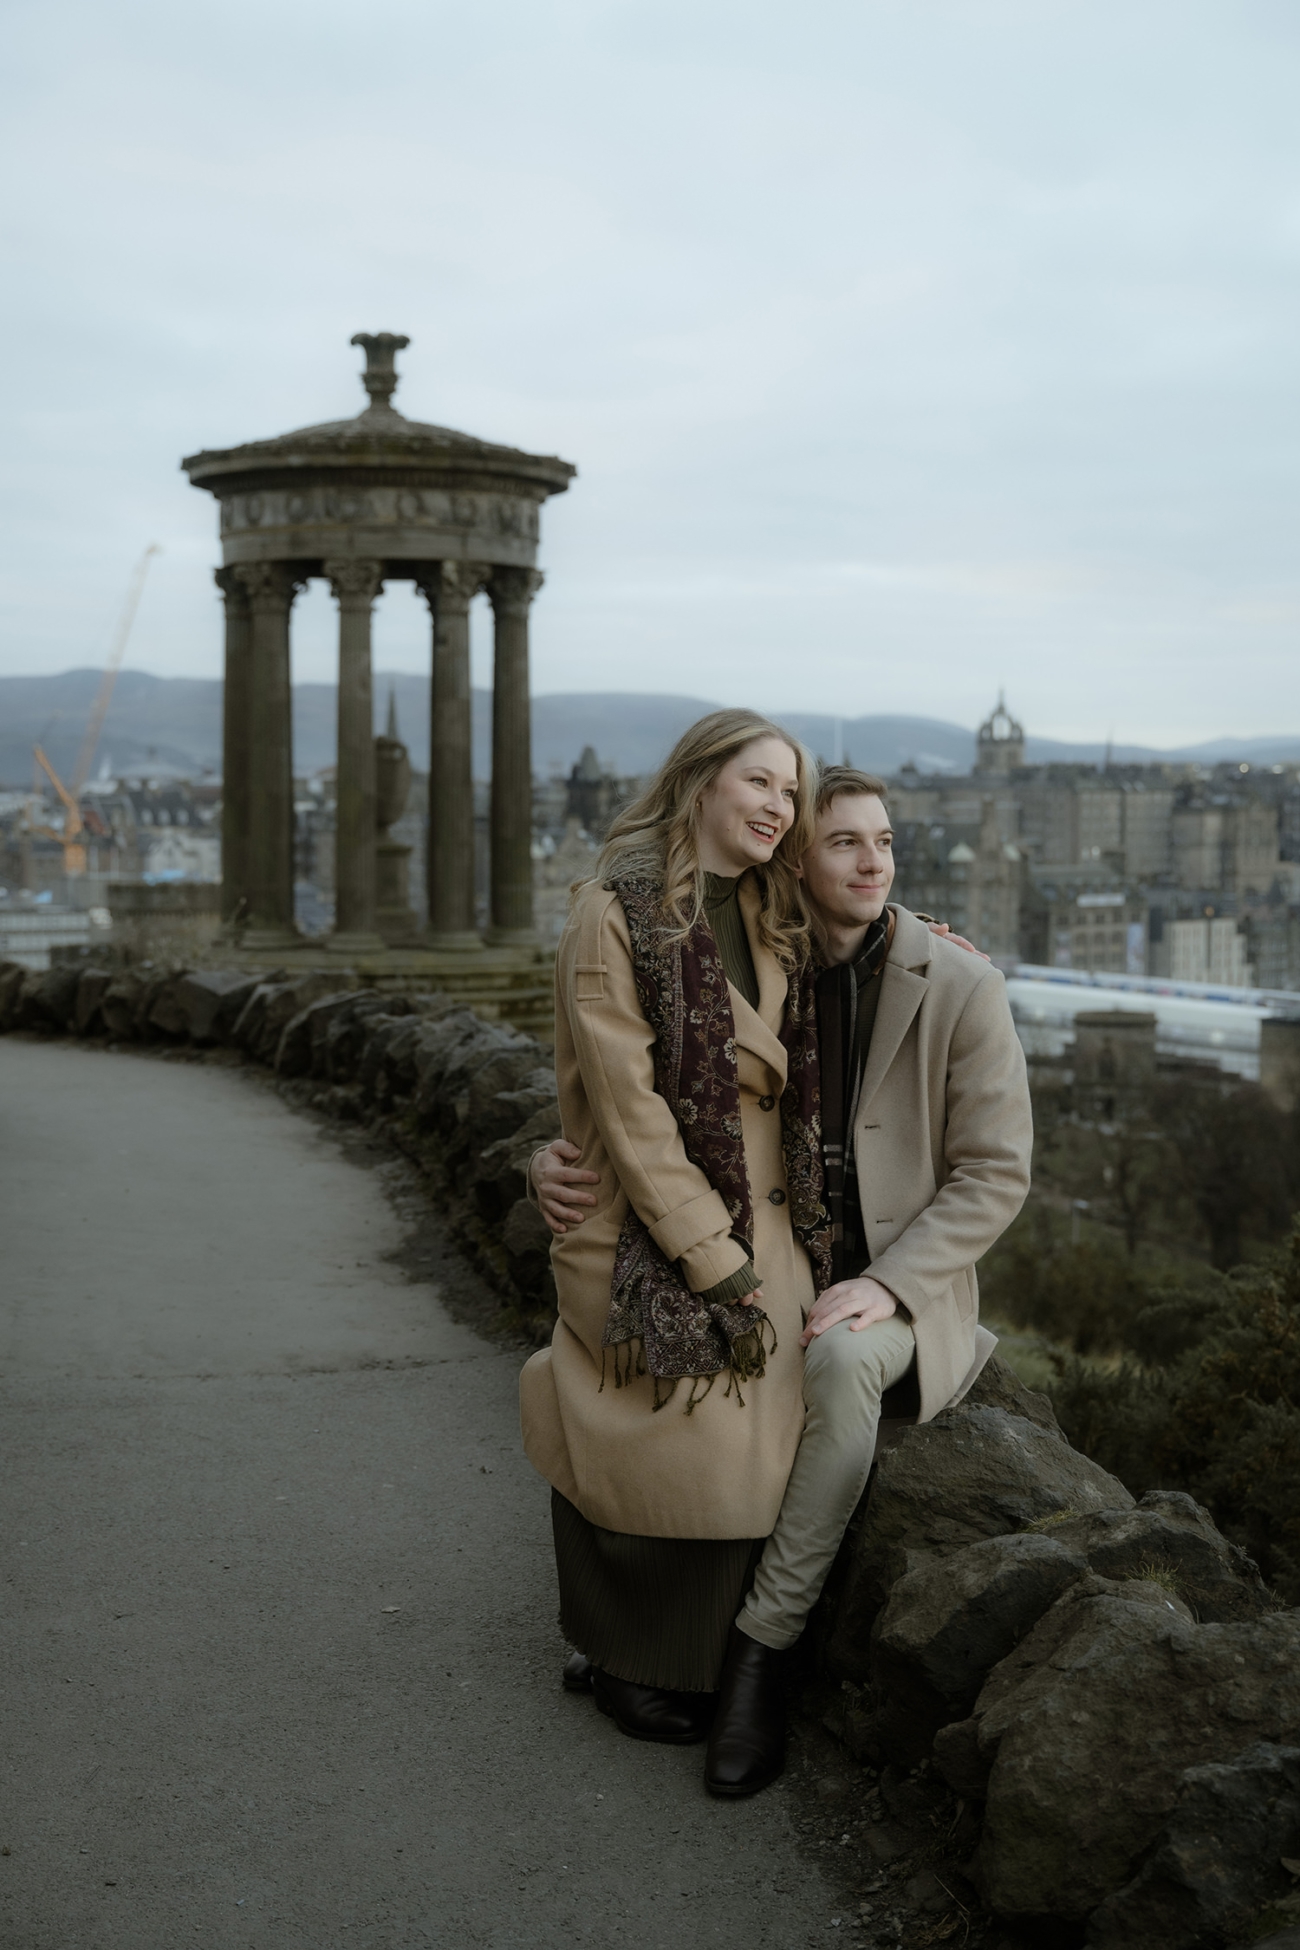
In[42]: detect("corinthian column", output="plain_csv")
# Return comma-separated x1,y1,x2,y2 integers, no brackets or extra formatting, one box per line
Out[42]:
233,561,303,946
215,566,252,928
324,557,385,951
487,567,543,945
416,561,490,948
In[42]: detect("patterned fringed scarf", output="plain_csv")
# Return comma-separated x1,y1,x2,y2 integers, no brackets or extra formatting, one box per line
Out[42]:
604,875,832,1411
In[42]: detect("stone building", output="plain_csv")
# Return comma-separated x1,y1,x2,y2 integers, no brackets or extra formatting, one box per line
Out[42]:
1171,786,1281,896
893,799,1023,962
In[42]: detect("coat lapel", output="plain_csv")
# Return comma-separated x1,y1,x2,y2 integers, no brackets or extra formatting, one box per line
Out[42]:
853,906,932,1118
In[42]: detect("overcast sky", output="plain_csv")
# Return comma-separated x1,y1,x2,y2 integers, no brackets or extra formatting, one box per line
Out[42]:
3,0,1299,744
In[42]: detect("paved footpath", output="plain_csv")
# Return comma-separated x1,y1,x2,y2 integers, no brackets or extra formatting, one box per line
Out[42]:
0,1038,847,1950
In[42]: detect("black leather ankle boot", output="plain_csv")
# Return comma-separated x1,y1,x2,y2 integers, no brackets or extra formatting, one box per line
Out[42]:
704,1624,785,1796
591,1667,715,1744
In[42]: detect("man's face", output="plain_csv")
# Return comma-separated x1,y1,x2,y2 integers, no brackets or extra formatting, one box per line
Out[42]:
799,793,896,929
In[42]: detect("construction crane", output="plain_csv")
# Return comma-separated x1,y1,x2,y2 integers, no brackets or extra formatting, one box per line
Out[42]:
33,544,160,876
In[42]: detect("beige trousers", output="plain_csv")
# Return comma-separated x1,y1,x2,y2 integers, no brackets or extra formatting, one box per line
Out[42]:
737,1312,916,1651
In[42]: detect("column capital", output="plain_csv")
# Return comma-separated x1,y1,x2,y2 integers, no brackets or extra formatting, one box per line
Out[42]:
230,561,305,613
489,566,544,619
415,559,492,617
214,565,250,609
324,557,384,606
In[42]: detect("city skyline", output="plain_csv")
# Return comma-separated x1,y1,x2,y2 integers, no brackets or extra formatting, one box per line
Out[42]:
4,2,1300,746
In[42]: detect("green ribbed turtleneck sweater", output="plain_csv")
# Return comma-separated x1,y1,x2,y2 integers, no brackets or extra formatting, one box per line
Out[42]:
696,871,761,1306
702,872,760,1009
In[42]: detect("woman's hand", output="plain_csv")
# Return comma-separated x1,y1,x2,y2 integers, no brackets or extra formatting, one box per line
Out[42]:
799,1276,899,1348
531,1138,600,1236
926,920,989,961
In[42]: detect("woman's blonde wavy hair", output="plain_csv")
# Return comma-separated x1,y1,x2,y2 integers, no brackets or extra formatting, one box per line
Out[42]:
590,709,815,970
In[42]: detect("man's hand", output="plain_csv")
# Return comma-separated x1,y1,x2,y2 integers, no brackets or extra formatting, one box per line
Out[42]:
926,920,989,961
531,1138,600,1236
800,1275,899,1348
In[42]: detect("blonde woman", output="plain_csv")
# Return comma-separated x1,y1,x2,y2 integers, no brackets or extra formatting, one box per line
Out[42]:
520,708,828,1785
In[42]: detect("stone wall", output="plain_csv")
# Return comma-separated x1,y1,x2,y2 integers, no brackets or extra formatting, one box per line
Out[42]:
3,954,1299,1950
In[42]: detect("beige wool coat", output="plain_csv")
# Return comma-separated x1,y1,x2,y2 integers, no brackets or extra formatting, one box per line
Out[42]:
853,904,1033,1421
520,875,814,1540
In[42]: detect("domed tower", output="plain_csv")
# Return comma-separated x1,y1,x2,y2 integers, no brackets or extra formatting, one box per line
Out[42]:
975,692,1025,776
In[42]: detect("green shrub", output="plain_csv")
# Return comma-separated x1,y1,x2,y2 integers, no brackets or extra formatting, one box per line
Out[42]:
1051,1222,1300,1601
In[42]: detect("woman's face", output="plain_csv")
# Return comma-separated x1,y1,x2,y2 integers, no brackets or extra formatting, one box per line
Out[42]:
696,736,800,877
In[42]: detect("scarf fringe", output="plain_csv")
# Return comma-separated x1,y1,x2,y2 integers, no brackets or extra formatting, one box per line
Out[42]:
600,1317,778,1414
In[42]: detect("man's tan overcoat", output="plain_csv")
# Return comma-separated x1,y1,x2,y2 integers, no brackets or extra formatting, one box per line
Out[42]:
853,904,1032,1421
519,889,1033,1538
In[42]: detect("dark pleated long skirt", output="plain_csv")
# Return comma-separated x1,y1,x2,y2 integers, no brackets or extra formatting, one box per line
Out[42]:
551,1489,765,1694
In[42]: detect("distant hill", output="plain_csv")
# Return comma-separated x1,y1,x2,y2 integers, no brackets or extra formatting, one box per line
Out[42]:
2,670,1298,786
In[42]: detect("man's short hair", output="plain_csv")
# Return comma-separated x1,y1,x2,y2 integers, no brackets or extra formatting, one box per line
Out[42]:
814,764,889,818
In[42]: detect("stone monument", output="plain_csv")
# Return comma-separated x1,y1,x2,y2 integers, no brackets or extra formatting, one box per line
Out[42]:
182,335,576,968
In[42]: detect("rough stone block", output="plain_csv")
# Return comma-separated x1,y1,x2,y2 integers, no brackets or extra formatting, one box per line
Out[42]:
416,1022,529,1136
172,969,261,1045
824,1404,1133,1678
1086,1741,1300,1950
245,973,358,1064
17,964,82,1030
871,1531,1087,1767
273,988,380,1077
0,960,26,1030
148,975,192,1038
470,1103,566,1223
319,993,408,1081
356,1015,425,1104
73,969,114,1035
230,980,291,1053
968,1578,1300,1923
1048,1489,1271,1623
101,970,152,1039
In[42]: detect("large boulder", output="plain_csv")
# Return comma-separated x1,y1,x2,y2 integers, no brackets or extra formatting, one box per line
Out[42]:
469,1103,566,1224
462,1062,556,1151
272,988,377,1077
171,969,262,1045
823,1398,1133,1680
147,973,193,1038
15,964,82,1031
414,1019,531,1137
317,992,411,1081
871,1531,1087,1768
954,1577,1300,1924
100,968,160,1039
1049,1489,1272,1623
234,973,357,1064
355,1014,428,1106
1086,1741,1300,1950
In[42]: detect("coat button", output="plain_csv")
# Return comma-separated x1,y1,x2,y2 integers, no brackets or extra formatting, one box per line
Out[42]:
759,1094,776,1111
768,1188,786,1205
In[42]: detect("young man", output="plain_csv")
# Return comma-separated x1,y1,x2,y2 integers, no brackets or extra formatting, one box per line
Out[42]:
531,767,1033,1794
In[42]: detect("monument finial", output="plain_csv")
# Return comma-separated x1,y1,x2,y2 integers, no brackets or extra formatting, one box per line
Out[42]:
350,332,411,410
